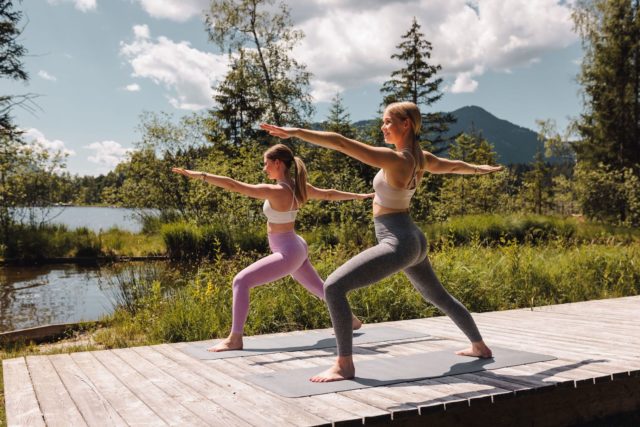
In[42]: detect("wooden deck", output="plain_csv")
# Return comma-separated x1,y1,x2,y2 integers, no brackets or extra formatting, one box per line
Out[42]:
4,296,640,426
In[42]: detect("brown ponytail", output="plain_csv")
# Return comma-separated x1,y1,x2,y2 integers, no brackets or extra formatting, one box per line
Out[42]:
293,156,308,204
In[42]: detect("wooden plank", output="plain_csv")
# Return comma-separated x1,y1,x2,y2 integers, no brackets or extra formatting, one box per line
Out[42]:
2,358,45,427
144,345,328,427
217,349,389,423
113,347,255,427
69,351,168,426
25,355,87,427
48,354,128,427
91,350,210,427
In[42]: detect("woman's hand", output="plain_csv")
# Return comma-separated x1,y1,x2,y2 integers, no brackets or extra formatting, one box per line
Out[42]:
260,123,298,139
172,167,200,179
474,165,504,175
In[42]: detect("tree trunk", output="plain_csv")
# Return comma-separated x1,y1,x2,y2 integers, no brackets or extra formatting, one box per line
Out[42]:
250,0,282,125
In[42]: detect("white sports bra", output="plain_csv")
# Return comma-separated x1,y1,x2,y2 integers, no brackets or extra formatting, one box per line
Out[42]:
263,182,298,224
373,150,418,210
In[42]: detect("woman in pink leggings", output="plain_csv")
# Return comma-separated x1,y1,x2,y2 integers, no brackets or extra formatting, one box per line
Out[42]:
172,144,370,351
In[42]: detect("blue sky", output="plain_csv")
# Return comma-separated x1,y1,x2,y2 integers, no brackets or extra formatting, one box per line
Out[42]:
1,0,582,176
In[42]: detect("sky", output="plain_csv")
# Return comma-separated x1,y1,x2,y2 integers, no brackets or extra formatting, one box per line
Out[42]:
1,0,583,176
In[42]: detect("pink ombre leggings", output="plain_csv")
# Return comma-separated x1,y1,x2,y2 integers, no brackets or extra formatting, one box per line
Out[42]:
231,231,325,334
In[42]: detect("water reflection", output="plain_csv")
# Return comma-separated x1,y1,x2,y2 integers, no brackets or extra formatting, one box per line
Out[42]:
0,261,185,332
0,262,171,332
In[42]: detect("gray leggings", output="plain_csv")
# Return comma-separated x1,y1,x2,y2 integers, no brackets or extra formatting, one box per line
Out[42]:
324,213,483,356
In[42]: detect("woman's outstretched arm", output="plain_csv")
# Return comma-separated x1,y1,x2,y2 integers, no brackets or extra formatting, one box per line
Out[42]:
260,124,403,170
171,168,277,199
306,184,374,201
422,151,503,175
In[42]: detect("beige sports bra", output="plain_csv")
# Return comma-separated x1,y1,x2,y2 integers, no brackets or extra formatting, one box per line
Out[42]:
372,150,418,210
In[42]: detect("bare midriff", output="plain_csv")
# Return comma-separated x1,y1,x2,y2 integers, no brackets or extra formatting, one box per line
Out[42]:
267,222,296,234
373,203,409,217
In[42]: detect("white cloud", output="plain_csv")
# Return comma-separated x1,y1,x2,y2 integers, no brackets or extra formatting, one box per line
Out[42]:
133,24,151,39
136,0,210,22
120,25,229,110
22,128,76,158
47,0,97,12
125,83,141,92
38,70,57,82
85,141,134,169
291,0,577,95
449,73,479,93
310,80,344,103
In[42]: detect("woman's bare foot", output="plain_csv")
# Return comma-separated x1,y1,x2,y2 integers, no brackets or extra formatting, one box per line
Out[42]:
352,314,363,331
310,356,355,382
207,333,243,352
456,340,492,358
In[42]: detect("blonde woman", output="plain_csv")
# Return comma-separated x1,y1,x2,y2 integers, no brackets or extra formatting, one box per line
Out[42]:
261,102,501,382
172,144,370,352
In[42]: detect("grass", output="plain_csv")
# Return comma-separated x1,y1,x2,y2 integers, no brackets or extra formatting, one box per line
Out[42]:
92,237,640,348
0,223,165,261
99,228,165,257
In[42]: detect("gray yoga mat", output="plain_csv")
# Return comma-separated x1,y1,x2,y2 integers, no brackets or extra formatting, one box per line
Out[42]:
245,347,556,397
180,326,430,360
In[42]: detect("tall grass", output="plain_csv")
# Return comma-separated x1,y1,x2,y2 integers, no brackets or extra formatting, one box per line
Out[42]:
161,221,267,260
95,238,640,348
422,214,640,248
1,223,165,261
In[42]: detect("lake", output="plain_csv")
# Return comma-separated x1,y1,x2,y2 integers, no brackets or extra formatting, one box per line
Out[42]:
12,206,158,233
2,207,162,332
0,263,114,332
0,262,170,332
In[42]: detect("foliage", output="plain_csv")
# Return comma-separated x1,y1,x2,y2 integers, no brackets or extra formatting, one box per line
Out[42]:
206,0,314,128
94,236,640,347
0,223,165,260
0,134,68,247
0,0,34,137
518,150,553,215
431,132,510,218
575,162,640,227
572,0,640,171
571,0,640,224
380,17,455,153
422,214,579,248
161,221,267,260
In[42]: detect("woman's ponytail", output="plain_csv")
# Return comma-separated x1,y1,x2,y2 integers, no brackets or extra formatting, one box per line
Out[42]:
293,156,308,204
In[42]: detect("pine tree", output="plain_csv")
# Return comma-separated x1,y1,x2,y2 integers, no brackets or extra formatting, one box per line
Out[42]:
380,17,455,153
572,0,640,171
571,0,639,223
0,0,31,136
433,131,506,217
324,92,356,138
212,50,263,144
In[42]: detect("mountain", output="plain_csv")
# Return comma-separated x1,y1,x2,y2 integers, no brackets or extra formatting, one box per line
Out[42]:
353,105,544,165
445,106,543,165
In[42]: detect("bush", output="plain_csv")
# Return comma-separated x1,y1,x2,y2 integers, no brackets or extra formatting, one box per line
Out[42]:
161,221,269,260
3,223,104,261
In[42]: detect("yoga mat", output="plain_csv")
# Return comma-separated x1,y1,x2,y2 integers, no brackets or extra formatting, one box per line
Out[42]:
245,347,556,397
180,326,430,360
